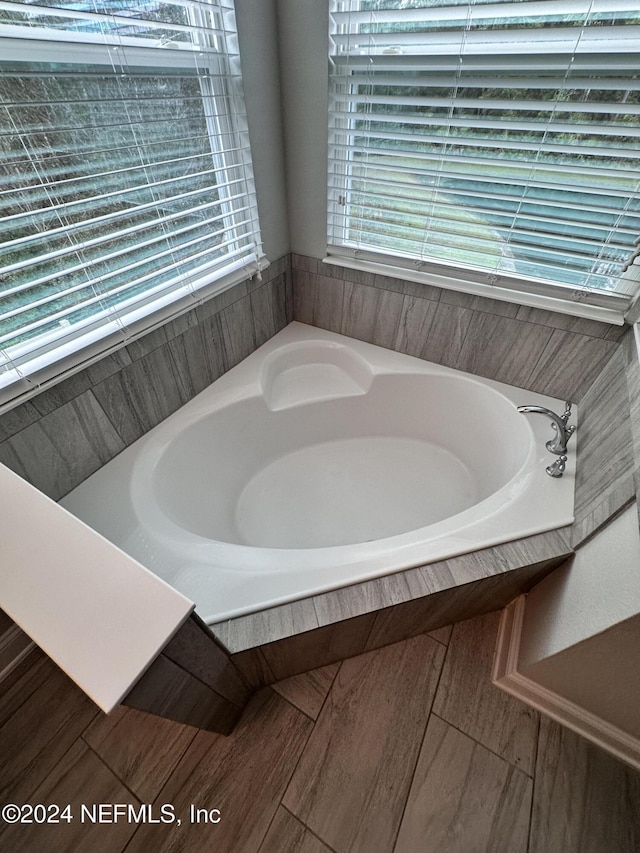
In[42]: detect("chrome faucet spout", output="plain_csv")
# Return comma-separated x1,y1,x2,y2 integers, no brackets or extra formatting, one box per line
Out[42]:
517,402,576,456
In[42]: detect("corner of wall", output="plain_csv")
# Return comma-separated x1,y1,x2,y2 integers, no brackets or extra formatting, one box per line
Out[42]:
492,596,640,772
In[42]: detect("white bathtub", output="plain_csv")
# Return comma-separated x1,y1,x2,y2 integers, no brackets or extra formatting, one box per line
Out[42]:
61,322,575,623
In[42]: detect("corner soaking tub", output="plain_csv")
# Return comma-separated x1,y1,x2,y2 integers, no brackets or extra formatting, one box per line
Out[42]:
61,322,576,624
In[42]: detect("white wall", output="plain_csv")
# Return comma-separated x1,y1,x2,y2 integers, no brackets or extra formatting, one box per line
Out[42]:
516,504,640,741
235,0,290,260
518,505,640,664
276,0,329,258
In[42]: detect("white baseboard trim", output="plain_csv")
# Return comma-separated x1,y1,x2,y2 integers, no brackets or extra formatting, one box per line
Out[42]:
0,625,35,684
492,596,640,772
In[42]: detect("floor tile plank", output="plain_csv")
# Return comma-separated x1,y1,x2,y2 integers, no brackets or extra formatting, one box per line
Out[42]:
0,650,50,727
258,807,334,853
529,717,640,853
283,634,445,853
125,687,313,853
432,611,539,774
394,715,532,853
271,664,340,720
0,740,140,853
0,658,99,804
83,705,197,802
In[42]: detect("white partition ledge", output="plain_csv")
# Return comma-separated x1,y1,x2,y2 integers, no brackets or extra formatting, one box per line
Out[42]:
0,463,194,713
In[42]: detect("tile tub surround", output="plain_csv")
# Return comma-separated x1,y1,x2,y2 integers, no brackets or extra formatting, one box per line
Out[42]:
122,614,253,735
214,528,572,685
292,254,625,403
571,344,636,547
2,610,639,853
0,256,292,501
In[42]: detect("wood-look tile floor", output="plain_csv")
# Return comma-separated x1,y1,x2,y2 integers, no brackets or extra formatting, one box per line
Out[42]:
1,610,639,853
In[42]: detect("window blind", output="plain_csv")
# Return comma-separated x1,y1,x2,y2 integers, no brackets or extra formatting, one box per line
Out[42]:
0,0,263,409
328,0,640,316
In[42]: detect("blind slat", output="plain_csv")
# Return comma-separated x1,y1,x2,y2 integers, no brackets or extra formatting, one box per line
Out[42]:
336,184,639,237
328,156,638,199
334,131,636,162
0,230,258,349
331,26,640,55
1,204,254,298
0,0,264,409
329,107,640,139
331,0,640,26
341,73,640,93
328,0,640,303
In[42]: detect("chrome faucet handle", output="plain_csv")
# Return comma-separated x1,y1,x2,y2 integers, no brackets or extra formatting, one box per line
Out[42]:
546,455,567,478
561,402,576,444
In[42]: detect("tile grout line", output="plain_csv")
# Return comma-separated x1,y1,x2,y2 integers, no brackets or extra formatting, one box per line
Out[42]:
428,615,539,779
252,685,322,852
80,715,198,806
429,711,537,780
117,713,211,853
526,714,542,853
313,668,340,726
81,739,143,805
271,665,339,725
282,803,342,853
426,631,451,649
521,326,557,397
389,632,451,853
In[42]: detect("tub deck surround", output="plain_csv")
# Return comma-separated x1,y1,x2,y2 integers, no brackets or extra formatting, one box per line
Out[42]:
567,341,637,550
213,527,572,682
213,527,572,653
61,322,576,628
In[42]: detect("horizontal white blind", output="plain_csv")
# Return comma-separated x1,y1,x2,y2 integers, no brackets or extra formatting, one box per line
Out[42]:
328,0,640,310
0,0,263,408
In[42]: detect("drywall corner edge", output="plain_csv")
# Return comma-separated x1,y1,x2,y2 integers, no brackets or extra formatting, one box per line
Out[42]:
492,596,640,772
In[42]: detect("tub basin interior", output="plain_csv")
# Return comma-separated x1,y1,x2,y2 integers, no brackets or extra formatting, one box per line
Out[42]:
236,435,478,548
143,372,529,549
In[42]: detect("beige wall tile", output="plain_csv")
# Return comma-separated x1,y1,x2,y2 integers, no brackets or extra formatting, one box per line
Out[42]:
341,281,405,348
259,614,376,681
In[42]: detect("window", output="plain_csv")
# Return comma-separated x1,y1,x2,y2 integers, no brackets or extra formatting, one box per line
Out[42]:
328,0,640,321
0,0,263,410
